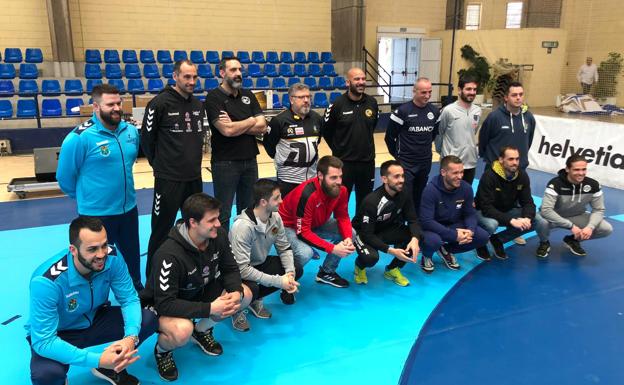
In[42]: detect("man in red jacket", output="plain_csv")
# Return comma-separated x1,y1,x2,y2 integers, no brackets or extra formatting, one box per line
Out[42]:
279,155,355,288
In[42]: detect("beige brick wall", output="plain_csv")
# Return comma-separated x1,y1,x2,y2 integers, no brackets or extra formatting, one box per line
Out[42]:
69,0,331,61
0,0,52,60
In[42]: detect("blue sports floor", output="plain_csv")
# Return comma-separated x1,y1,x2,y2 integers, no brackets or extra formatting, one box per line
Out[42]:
2,164,623,385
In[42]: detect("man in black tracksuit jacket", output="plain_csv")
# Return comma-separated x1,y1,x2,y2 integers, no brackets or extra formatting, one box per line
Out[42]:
141,60,206,277
323,67,378,213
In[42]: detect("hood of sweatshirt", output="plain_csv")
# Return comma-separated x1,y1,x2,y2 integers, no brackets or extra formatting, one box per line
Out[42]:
491,160,519,181
556,168,586,203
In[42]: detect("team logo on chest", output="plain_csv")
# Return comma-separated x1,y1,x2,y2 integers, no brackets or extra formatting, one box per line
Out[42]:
100,145,110,157
365,109,373,118
242,96,251,105
67,298,78,312
427,112,435,120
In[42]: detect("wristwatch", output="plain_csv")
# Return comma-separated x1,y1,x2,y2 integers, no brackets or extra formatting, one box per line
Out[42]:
125,335,139,347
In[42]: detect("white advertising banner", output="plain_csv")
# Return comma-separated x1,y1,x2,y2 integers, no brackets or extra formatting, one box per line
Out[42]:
528,115,624,190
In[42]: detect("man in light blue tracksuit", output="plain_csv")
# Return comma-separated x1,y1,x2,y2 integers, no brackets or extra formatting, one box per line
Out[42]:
56,84,142,290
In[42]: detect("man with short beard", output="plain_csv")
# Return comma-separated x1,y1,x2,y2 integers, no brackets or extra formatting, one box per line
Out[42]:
204,56,267,230
323,67,378,214
279,156,356,288
435,75,482,184
57,84,143,290
351,160,422,287
264,83,323,197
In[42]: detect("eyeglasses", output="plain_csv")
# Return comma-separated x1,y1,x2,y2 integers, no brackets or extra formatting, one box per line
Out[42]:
291,95,311,100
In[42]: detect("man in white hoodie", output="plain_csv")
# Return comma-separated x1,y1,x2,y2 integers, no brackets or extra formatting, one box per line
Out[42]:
229,179,301,331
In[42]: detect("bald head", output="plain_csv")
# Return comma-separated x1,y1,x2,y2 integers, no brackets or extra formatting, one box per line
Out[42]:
346,67,366,99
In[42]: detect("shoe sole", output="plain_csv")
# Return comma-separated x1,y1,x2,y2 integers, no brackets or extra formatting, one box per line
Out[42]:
476,254,491,261
191,335,223,355
383,273,409,287
494,253,508,260
315,276,348,288
420,266,434,274
440,255,460,270
513,237,527,245
354,278,368,284
536,246,551,258
91,368,141,385
564,242,587,256
248,305,272,319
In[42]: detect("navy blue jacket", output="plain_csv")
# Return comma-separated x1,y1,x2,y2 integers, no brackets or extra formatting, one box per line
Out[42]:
385,101,439,164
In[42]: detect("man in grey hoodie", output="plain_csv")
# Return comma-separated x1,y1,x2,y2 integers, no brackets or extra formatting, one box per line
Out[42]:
535,155,613,258
229,179,302,331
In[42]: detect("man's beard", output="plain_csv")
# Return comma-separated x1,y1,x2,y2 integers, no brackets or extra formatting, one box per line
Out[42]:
76,249,106,273
321,180,340,198
226,76,242,89
100,110,121,126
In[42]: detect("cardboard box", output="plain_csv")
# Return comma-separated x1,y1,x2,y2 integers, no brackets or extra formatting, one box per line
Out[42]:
79,105,93,116
135,96,154,108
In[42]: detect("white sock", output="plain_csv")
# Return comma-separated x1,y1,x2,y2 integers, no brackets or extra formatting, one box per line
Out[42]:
195,318,217,333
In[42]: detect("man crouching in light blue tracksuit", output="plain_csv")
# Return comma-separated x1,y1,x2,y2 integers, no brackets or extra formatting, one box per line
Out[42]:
56,84,143,290
26,216,158,385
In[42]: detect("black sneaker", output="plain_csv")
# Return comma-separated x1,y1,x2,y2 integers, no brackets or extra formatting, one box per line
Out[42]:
535,241,551,258
315,270,349,288
280,290,296,305
490,235,508,260
191,328,223,356
563,235,587,256
91,368,139,385
476,246,492,261
154,346,178,382
420,255,434,273
438,246,460,270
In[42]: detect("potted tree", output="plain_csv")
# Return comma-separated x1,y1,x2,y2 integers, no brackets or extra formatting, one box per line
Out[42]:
594,52,623,105
457,45,491,104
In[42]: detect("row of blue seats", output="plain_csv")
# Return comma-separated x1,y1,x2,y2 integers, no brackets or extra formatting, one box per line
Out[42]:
84,62,338,79
0,63,39,79
85,49,335,65
0,76,347,97
1,48,43,63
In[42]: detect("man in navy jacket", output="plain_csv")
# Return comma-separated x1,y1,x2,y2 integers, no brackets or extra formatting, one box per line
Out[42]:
419,156,489,273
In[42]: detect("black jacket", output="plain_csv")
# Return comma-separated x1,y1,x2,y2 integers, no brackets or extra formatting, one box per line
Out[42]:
140,86,205,181
140,222,243,319
475,160,536,225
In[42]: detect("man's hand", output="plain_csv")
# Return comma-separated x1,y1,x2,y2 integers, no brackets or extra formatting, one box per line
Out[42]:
210,292,240,318
281,272,300,293
406,237,420,261
218,111,233,124
387,247,416,263
580,226,593,240
510,218,532,231
99,343,139,373
456,229,473,245
571,225,583,240
332,240,355,258
342,237,354,247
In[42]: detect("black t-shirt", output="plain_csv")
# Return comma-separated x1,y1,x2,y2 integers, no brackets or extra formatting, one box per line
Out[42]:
204,86,263,161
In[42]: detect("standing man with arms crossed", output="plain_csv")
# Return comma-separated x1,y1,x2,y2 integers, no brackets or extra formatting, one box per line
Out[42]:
323,67,378,213
141,59,206,276
205,56,267,230
57,84,143,290
385,77,440,215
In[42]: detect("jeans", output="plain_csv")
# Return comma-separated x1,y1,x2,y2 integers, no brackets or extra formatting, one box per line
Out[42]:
477,208,548,243
534,212,613,241
211,159,258,230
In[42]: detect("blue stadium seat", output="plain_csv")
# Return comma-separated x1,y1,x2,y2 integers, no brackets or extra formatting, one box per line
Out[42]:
66,98,84,116
242,78,253,89
17,99,37,118
147,79,164,94
204,78,219,90
0,100,13,118
0,64,15,79
143,64,160,78
308,52,321,64
107,79,126,94
321,51,336,63
264,64,278,77
293,64,307,77
25,48,43,63
4,48,22,63
104,50,120,63
162,64,174,78
42,80,61,96
272,93,282,109
303,77,318,90
64,79,84,95
139,50,155,64
279,64,293,77
333,76,346,89
319,77,333,90
127,79,144,94
322,64,337,77
247,64,263,78
266,51,279,64
294,51,307,64
122,50,138,63
85,49,102,64
251,51,266,63
287,77,301,87
329,91,341,103
313,92,329,108
86,79,103,93
221,51,234,60
255,78,270,89
157,50,172,64
0,80,15,96
42,99,62,117
18,80,38,96
272,77,286,90
214,64,221,77
105,64,122,79
85,64,102,79
19,64,38,79
206,51,220,64
280,52,294,64
190,50,205,64
281,93,290,109
308,64,322,77
174,50,187,62
124,64,141,79
237,51,251,64
197,64,213,78
193,81,203,94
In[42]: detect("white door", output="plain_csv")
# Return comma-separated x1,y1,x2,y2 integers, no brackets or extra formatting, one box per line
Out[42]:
419,38,442,102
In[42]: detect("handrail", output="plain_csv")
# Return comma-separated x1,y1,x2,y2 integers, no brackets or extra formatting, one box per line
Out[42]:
362,46,392,99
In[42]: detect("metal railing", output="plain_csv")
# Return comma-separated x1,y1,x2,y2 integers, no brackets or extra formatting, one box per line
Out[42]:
362,46,392,99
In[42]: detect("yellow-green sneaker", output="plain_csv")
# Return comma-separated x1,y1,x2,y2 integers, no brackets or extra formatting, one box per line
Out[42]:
354,265,368,284
383,267,409,287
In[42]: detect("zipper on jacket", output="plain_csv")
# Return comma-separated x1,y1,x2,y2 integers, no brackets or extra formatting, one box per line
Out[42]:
82,279,94,327
112,135,128,213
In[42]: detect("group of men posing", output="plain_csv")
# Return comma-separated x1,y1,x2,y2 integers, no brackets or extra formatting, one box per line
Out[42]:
27,57,613,385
